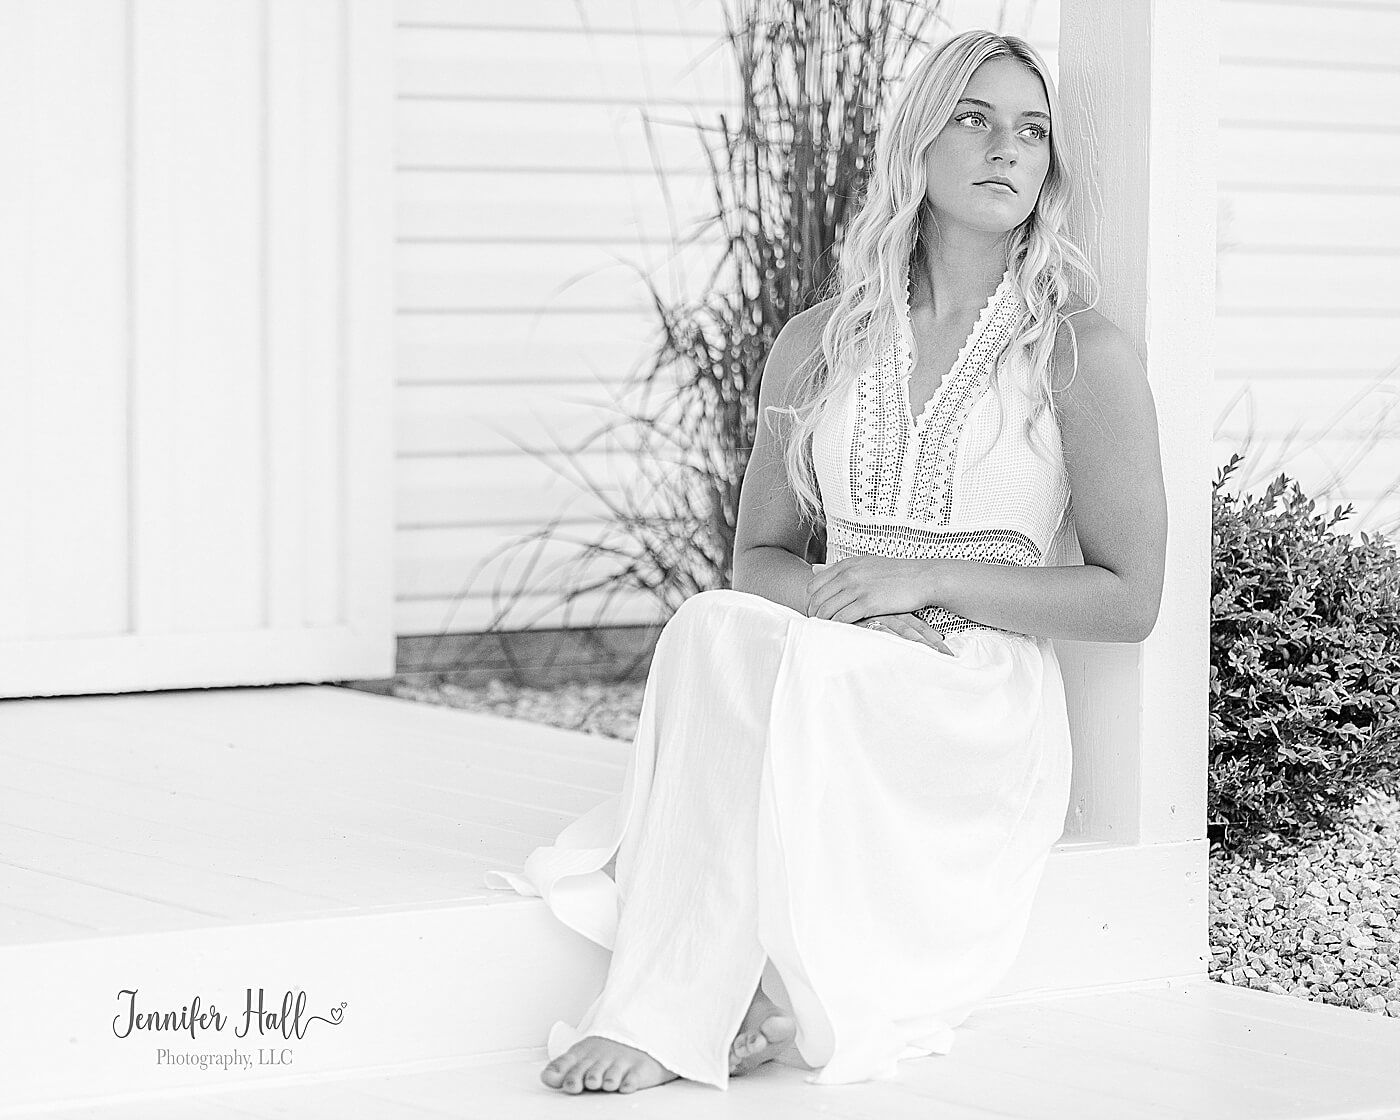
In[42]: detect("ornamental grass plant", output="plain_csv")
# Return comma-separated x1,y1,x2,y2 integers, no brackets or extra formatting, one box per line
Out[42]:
438,0,949,661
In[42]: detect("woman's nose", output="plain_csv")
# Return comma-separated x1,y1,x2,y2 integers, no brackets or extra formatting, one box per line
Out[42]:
987,128,1017,163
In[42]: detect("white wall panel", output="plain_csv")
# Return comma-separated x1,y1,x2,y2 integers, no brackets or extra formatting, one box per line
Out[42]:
0,0,395,695
0,1,128,643
129,0,266,635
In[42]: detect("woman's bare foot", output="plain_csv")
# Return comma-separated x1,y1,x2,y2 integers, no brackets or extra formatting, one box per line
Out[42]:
540,1036,678,1094
729,987,796,1076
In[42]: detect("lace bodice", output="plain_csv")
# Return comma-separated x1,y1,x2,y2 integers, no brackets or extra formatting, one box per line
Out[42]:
811,267,1078,637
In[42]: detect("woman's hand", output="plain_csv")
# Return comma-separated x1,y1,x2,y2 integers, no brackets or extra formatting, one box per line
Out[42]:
858,611,955,655
807,556,937,623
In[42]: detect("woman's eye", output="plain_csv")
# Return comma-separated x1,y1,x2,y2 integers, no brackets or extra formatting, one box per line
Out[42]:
956,113,1048,140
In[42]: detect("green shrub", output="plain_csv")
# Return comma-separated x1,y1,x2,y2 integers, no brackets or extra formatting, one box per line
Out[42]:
1209,453,1400,860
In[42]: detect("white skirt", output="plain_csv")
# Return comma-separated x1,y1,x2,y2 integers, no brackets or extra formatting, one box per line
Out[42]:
483,587,1073,1089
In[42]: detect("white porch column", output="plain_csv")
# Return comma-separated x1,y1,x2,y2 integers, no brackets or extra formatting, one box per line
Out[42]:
1047,0,1216,976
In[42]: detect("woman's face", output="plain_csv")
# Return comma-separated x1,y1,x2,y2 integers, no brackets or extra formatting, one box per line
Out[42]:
922,56,1052,235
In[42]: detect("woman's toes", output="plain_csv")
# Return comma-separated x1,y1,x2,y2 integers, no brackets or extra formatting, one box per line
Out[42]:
582,1060,609,1090
730,1014,796,1075
543,1038,677,1094
553,1055,587,1093
599,1061,625,1091
539,1056,573,1088
735,1030,765,1058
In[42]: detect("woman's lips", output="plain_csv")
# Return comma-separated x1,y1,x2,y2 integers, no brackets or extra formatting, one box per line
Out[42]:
977,181,1015,193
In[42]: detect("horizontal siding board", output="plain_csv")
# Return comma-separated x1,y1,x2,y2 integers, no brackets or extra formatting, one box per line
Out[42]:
397,239,728,312
397,587,669,635
1211,432,1400,480
397,98,718,172
1209,438,1400,533
396,378,695,456
1218,252,1400,312
396,450,653,526
1220,62,1400,130
396,0,728,36
1211,446,1400,522
397,522,702,602
396,26,735,103
1211,374,1400,434
1219,188,1400,251
396,0,1062,44
1220,127,1400,190
397,309,670,384
397,169,721,243
1220,0,1400,67
1214,315,1400,371
1211,367,1400,523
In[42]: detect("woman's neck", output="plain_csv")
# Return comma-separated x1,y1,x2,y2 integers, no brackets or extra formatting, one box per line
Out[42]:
911,237,1008,317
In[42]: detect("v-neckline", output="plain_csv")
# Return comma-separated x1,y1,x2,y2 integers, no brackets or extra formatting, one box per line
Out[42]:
896,265,1012,433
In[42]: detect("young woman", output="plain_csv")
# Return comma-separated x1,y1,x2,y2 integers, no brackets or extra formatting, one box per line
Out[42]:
485,28,1168,1096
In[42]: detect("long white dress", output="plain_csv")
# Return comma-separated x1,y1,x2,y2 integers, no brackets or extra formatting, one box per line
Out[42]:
483,266,1078,1090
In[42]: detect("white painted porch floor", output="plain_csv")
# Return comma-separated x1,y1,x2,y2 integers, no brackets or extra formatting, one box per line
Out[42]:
1,684,1399,1119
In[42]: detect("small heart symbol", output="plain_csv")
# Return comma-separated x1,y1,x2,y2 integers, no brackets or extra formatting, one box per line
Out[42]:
329,1007,343,1023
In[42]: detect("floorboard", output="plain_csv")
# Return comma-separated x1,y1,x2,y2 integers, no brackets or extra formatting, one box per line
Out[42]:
5,687,1400,1119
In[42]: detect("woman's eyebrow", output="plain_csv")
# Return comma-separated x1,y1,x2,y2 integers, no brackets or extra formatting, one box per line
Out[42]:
956,96,1051,124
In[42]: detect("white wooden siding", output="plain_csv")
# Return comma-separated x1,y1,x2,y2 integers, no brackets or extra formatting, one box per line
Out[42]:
0,0,395,695
1215,0,1400,532
391,0,1059,635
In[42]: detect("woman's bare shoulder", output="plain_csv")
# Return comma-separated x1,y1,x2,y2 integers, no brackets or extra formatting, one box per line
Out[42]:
1049,297,1131,393
1057,292,1107,332
786,294,841,343
763,295,842,395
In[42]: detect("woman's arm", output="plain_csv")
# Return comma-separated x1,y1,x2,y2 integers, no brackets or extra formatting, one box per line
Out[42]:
731,300,837,613
921,311,1169,642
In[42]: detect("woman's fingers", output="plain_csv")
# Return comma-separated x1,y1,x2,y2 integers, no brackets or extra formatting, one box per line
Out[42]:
875,613,954,656
908,615,955,656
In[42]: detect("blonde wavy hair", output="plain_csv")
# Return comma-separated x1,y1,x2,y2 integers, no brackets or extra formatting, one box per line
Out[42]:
770,29,1100,530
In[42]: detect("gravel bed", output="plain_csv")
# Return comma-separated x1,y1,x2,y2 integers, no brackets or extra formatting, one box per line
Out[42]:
383,676,1400,1020
1211,789,1400,1017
